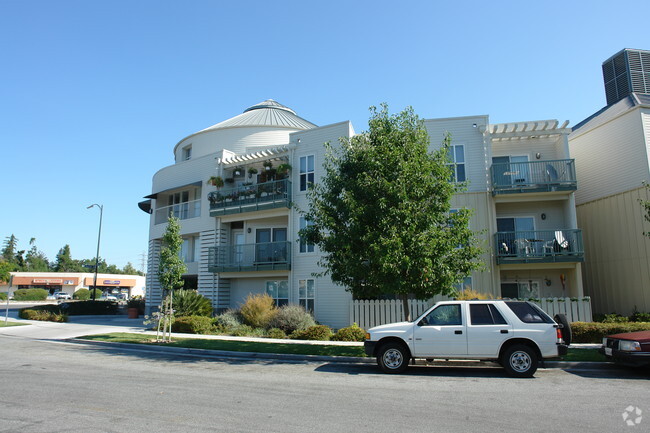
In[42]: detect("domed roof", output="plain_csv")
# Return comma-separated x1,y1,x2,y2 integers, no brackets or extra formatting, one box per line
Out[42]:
197,99,317,133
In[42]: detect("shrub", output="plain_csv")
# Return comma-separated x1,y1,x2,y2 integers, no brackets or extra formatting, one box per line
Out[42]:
454,289,492,300
266,328,287,339
331,323,366,342
213,309,243,329
167,290,213,317
290,325,333,341
239,293,277,329
629,312,650,322
0,292,6,301
13,288,48,301
601,313,628,323
268,304,316,334
19,308,67,322
571,321,650,343
171,315,215,334
228,324,266,337
73,288,103,300
61,300,119,315
127,296,146,314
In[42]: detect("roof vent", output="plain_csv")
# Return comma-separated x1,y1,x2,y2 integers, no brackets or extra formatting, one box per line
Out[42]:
602,48,650,105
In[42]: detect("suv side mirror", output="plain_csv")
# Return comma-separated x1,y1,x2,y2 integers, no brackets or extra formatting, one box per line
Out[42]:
418,317,428,326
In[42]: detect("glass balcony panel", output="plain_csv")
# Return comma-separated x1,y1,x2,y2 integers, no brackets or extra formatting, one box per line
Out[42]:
154,199,201,225
491,159,576,195
494,229,584,264
208,179,291,216
208,241,291,272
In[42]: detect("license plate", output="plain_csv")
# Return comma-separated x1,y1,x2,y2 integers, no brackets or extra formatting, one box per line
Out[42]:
605,347,612,356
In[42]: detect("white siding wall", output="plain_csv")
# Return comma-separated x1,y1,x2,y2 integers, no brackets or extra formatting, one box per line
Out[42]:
576,186,650,315
495,201,569,232
491,135,565,161
424,116,490,193
570,109,650,205
174,127,302,161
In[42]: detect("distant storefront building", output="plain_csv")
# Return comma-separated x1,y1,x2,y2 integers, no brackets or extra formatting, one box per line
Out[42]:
1,272,146,298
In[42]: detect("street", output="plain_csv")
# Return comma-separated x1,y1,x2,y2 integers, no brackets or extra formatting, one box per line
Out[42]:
0,336,647,433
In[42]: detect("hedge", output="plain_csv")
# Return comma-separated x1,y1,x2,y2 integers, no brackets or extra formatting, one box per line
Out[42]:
0,292,6,301
571,322,650,343
13,288,49,301
19,308,67,322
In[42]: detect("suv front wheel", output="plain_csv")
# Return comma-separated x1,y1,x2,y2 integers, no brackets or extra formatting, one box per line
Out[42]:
377,342,410,374
502,345,538,378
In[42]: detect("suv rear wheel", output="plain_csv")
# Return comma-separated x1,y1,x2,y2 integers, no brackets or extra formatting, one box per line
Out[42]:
502,345,538,378
377,342,410,374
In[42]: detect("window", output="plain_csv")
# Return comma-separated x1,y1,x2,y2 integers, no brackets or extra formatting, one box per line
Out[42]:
179,237,197,263
453,277,472,293
299,279,315,313
447,144,465,182
505,301,554,324
421,304,462,326
266,280,289,307
182,145,192,161
469,304,508,325
299,217,314,253
501,281,540,299
300,155,315,191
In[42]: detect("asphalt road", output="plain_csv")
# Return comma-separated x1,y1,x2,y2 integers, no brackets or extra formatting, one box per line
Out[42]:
0,336,648,433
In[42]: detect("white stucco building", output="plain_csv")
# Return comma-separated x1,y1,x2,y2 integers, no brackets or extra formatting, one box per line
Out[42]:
142,100,584,328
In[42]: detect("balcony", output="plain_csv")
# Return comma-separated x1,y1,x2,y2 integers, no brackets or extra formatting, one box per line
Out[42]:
495,229,584,264
208,241,291,273
154,199,201,225
208,179,291,216
491,159,576,195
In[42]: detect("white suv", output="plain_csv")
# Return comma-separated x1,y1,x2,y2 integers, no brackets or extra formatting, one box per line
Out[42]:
364,300,571,377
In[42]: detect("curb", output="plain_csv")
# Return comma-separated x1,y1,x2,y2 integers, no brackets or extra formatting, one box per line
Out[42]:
67,338,612,370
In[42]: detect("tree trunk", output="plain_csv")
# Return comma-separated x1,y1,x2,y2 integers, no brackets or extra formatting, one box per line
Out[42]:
400,294,411,322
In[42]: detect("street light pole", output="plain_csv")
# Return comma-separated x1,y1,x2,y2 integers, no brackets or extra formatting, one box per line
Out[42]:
87,203,103,301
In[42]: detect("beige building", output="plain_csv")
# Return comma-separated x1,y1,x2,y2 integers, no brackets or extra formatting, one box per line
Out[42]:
2,272,146,299
569,48,650,316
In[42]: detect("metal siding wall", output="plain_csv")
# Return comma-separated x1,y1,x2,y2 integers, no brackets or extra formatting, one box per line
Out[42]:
577,186,650,315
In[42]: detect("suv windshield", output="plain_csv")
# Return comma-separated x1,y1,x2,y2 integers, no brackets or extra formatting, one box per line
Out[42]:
504,301,554,324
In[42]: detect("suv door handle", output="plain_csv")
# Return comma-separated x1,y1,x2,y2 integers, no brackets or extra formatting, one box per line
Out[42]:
455,330,463,335
500,330,509,334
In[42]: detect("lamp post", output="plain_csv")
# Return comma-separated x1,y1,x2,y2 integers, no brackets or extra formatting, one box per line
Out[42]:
87,203,103,301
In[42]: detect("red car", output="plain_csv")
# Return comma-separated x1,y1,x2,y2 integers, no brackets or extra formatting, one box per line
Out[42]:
600,330,650,367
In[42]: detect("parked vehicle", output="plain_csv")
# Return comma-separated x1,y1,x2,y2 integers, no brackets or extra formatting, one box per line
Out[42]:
600,330,650,367
364,300,570,377
100,294,117,301
55,292,72,300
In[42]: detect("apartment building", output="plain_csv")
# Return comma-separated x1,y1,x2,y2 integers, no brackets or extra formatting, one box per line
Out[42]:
141,100,584,328
569,49,650,316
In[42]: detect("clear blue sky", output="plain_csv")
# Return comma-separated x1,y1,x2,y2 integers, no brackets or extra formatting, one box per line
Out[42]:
1,0,647,270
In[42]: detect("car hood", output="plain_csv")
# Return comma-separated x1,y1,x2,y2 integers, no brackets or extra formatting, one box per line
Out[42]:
368,322,413,333
607,330,650,342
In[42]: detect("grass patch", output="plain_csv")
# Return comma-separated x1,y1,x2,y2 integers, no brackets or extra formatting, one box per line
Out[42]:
80,333,367,357
0,321,27,327
561,348,605,362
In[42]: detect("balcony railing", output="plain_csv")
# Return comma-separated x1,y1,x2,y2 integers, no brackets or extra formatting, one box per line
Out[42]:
495,229,584,264
208,179,291,216
491,159,576,195
208,241,291,273
154,199,201,225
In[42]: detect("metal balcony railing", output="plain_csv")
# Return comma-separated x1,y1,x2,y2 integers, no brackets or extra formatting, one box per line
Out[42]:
208,241,291,272
208,179,291,216
154,199,201,225
491,159,576,195
494,229,584,264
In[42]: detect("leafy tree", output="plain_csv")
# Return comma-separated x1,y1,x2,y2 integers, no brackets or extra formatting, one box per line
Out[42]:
1,235,19,267
0,260,12,283
121,262,142,275
156,215,187,341
25,238,50,272
54,245,82,272
300,104,484,321
640,182,650,238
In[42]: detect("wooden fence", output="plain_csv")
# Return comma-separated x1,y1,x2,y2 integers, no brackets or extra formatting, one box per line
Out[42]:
350,297,593,329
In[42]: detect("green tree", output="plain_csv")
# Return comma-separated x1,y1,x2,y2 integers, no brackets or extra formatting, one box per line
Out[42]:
640,182,650,238
300,104,484,321
25,238,50,271
1,235,19,267
0,260,12,283
121,262,141,275
54,245,82,272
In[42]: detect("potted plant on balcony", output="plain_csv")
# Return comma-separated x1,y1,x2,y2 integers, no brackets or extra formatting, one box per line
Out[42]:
207,176,224,188
263,161,273,171
248,167,258,178
276,163,292,179
233,167,243,177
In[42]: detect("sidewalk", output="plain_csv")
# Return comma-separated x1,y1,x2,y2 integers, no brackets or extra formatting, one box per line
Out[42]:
1,314,605,368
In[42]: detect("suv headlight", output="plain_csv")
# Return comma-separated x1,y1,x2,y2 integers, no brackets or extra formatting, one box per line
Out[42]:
365,333,371,340
618,340,641,352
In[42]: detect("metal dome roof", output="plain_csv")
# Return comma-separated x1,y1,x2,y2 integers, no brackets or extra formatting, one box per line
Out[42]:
197,99,317,133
